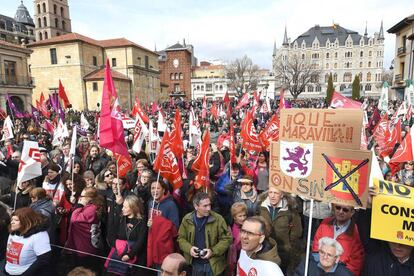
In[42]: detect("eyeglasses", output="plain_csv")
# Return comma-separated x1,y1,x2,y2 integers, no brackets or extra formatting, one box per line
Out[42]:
240,228,262,238
335,206,352,213
319,249,336,259
241,183,252,186
104,173,113,177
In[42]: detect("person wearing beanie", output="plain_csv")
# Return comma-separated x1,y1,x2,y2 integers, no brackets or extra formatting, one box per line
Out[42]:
42,163,64,206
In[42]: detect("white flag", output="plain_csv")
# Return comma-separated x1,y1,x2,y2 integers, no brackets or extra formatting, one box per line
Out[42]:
148,120,160,154
157,111,167,132
378,83,389,112
189,108,201,147
260,96,271,113
52,119,69,146
132,115,149,154
238,250,283,276
1,116,14,141
404,83,414,106
17,141,42,184
80,113,90,130
369,149,384,187
70,126,77,156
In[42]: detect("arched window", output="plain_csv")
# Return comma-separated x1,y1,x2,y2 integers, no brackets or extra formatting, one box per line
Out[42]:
39,32,42,40
302,53,305,59
196,85,200,90
174,73,178,80
316,85,321,92
201,86,204,91
37,4,41,14
170,73,174,80
55,18,58,28
343,72,352,82
219,85,223,90
369,51,372,57
333,73,338,82
359,72,363,80
340,84,346,91
334,63,337,69
326,52,329,59
53,4,57,14
179,73,183,80
360,62,363,68
44,31,48,39
335,52,338,58
61,7,64,17
365,84,371,91
368,61,371,67
62,20,66,31
307,85,314,92
215,85,218,90
325,73,330,83
37,18,41,28
360,51,363,57
43,17,47,27
366,72,371,82
42,3,46,13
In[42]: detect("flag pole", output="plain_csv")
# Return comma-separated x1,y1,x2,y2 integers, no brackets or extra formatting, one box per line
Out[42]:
149,171,161,223
304,199,314,276
116,155,121,195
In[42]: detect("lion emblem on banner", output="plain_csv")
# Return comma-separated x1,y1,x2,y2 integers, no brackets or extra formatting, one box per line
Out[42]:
280,141,313,178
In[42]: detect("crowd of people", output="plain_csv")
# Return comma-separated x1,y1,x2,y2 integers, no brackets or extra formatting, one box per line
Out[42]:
0,95,413,276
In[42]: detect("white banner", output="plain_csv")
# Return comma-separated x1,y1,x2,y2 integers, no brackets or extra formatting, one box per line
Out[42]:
237,249,283,276
17,141,42,184
1,116,14,141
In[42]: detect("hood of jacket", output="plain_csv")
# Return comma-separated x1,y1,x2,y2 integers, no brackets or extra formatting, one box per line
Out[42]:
250,238,279,263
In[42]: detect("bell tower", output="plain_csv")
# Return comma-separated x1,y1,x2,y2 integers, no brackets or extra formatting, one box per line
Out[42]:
33,0,72,41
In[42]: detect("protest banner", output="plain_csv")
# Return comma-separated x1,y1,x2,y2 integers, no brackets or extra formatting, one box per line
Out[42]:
237,250,283,276
269,142,371,207
371,179,414,246
280,108,363,150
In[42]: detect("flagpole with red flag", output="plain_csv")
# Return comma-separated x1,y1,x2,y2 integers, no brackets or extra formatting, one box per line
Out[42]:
99,59,130,158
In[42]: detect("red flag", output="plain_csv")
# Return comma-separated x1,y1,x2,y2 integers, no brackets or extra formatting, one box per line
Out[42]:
131,97,149,123
373,114,390,153
99,59,130,157
406,105,412,122
0,108,7,120
382,119,402,157
236,92,249,109
211,102,218,120
192,130,211,189
58,80,71,108
229,124,237,164
390,128,413,163
114,153,133,178
240,110,263,153
39,92,50,118
153,131,183,191
252,91,260,113
202,96,207,119
223,91,230,107
43,120,55,133
368,108,381,131
170,109,184,157
330,91,362,109
259,114,280,150
279,90,285,111
151,102,159,114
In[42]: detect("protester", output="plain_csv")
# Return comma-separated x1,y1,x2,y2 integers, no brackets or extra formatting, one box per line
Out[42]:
254,151,269,193
294,237,353,276
178,192,232,276
0,179,34,210
29,187,55,241
0,202,10,262
3,207,51,275
42,163,64,205
233,175,259,217
227,202,247,275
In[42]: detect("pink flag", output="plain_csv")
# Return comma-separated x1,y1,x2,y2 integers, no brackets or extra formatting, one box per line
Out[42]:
330,91,362,109
99,59,130,157
236,92,249,109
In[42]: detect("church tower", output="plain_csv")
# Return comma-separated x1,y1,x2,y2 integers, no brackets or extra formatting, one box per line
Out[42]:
33,0,72,41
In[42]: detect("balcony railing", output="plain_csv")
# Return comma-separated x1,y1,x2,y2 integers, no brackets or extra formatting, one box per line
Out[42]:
0,74,34,87
395,74,403,83
397,47,406,56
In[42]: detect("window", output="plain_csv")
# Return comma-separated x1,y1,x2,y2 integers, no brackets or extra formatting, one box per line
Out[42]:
37,18,41,28
44,31,48,39
174,73,178,80
50,48,57,64
369,51,372,57
359,61,363,68
366,72,371,82
145,56,149,69
343,72,352,82
206,84,212,91
326,63,329,69
56,32,60,36
302,54,305,59
112,58,117,67
307,85,314,92
326,53,329,59
219,85,223,90
316,85,321,92
62,20,66,31
39,32,42,40
137,57,141,65
368,61,371,68
335,52,338,58
179,73,183,80
340,84,346,91
360,51,363,57
201,85,204,91
55,18,58,28
174,84,180,92
359,72,363,81
325,74,330,83
93,82,98,91
334,63,337,69
4,60,17,84
365,84,371,91
53,4,57,14
333,73,337,82
93,56,97,66
37,4,41,14
43,17,47,27
42,3,46,13
170,73,174,80
196,85,200,90
61,7,64,17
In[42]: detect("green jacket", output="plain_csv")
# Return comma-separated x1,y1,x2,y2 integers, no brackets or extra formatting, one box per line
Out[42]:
178,211,232,275
257,194,303,271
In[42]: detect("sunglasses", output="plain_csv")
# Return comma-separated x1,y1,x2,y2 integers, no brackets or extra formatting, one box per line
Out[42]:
335,206,352,213
104,173,113,177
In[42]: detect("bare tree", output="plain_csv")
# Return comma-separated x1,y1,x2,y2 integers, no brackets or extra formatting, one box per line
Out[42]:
381,68,393,86
274,54,321,99
225,55,260,95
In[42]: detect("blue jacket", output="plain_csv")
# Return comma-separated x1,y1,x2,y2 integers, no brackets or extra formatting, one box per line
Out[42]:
148,195,179,229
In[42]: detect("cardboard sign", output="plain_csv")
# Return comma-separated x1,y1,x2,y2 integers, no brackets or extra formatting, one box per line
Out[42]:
270,142,371,207
371,179,414,246
280,109,363,150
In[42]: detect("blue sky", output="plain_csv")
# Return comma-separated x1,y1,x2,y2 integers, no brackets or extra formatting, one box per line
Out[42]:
3,0,414,69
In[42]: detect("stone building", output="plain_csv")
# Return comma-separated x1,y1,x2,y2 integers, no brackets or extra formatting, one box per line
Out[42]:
273,23,385,98
0,40,33,112
158,41,197,99
0,1,35,45
387,14,414,99
33,0,72,41
27,32,161,110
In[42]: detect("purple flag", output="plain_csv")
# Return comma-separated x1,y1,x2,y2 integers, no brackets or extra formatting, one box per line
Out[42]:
6,94,24,118
49,93,59,113
30,104,41,125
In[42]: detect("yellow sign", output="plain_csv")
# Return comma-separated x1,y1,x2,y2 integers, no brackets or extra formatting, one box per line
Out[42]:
371,179,414,246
